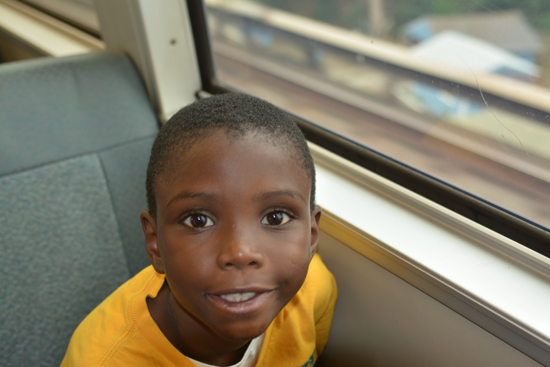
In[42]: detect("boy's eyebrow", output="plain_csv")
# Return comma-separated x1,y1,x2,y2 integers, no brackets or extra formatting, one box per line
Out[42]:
166,189,305,209
166,191,217,209
254,190,306,203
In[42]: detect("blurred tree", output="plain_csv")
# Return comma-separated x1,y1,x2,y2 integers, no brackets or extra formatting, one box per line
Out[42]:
250,0,550,33
389,0,550,31
250,0,370,33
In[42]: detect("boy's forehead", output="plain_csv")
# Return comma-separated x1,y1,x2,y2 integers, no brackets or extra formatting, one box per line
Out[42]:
158,130,308,189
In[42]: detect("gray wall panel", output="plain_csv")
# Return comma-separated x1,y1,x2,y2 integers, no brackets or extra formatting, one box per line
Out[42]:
317,232,542,367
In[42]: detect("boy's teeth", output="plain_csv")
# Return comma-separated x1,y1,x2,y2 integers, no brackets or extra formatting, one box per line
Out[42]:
220,292,256,302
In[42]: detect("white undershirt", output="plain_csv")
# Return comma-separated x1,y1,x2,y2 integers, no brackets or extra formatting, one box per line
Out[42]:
187,333,265,367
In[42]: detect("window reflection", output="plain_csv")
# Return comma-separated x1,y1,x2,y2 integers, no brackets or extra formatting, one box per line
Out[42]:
206,0,550,229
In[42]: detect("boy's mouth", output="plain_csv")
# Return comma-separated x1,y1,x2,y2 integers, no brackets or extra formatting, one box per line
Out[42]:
207,289,275,315
220,292,257,303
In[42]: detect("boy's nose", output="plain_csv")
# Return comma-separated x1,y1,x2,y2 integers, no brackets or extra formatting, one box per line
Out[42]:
216,228,264,270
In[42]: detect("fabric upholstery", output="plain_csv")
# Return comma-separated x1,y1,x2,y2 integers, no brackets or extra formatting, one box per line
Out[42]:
0,155,131,366
99,136,157,275
0,52,160,367
0,52,158,177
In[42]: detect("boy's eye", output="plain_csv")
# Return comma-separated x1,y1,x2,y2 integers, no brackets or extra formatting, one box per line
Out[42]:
182,214,214,228
261,211,292,226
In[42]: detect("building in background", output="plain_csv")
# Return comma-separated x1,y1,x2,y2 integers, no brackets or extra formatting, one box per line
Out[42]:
403,11,542,62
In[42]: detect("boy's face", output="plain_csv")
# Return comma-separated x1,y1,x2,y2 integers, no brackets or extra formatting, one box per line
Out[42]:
142,130,321,343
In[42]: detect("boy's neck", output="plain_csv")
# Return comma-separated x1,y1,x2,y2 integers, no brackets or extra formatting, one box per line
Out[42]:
147,281,252,366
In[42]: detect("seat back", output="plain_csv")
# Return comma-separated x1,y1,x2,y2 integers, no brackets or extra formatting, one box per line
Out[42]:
0,52,159,366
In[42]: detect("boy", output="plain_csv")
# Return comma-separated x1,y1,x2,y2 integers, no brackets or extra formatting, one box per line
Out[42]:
61,93,337,367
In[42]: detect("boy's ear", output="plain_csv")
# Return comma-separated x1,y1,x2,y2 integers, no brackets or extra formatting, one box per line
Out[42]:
309,205,322,259
140,210,165,274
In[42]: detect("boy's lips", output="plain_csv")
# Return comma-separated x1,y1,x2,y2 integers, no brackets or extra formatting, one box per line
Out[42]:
207,288,275,315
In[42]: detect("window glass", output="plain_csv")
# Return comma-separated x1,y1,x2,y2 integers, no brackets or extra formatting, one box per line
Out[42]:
205,0,550,230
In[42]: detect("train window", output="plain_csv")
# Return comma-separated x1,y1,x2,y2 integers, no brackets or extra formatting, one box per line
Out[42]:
198,0,550,255
7,0,547,253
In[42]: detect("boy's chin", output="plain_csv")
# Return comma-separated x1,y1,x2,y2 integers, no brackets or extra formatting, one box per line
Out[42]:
215,319,271,342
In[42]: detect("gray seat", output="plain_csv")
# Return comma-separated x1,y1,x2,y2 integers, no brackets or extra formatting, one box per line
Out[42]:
0,52,159,366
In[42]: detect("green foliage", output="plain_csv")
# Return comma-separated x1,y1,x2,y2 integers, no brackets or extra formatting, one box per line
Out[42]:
391,0,550,31
249,0,370,33
248,0,550,33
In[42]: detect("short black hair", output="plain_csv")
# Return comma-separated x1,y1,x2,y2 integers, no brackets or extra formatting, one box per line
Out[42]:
146,93,316,219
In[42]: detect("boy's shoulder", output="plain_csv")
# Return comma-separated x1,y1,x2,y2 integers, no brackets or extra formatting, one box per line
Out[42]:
302,253,338,311
60,266,178,367
255,253,337,366
270,252,336,325
308,252,335,285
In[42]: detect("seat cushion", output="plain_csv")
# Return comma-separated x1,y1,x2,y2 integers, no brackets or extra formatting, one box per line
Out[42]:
0,52,160,366
0,155,131,366
0,52,158,176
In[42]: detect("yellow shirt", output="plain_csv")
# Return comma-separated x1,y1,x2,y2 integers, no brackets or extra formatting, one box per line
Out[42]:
60,253,337,367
